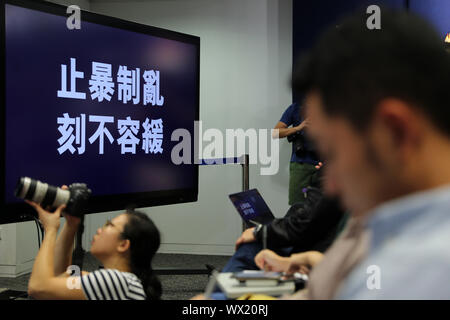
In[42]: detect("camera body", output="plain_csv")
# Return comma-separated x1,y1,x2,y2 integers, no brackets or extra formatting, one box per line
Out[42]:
287,131,306,157
287,131,320,160
14,177,92,217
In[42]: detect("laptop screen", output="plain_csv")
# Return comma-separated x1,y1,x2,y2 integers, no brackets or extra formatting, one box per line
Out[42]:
229,189,274,226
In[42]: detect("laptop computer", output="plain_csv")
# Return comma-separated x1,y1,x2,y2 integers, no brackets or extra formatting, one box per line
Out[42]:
228,189,275,228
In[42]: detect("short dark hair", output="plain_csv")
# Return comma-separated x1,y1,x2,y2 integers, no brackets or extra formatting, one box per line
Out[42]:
293,9,450,136
445,42,450,53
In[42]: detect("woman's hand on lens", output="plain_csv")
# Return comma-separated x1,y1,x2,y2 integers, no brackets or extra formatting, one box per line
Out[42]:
61,185,81,228
25,200,65,232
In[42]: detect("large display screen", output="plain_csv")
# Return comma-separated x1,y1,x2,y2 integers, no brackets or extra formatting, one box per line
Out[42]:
1,0,199,223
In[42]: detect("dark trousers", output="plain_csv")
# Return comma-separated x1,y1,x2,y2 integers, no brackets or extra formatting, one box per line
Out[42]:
222,242,293,273
289,162,318,205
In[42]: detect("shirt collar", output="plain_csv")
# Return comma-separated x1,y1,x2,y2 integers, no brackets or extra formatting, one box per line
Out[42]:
365,184,450,236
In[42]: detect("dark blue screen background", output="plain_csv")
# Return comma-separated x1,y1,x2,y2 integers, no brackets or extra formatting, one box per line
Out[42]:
409,0,450,39
4,4,198,203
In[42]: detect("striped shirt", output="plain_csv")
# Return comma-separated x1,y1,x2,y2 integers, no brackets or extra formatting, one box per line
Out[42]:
81,269,146,300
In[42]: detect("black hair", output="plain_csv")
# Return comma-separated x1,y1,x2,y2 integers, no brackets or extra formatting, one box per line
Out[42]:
445,42,450,54
121,208,162,300
292,8,450,136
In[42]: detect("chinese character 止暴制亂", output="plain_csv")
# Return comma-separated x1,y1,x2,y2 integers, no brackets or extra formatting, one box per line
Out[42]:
89,62,115,102
143,70,164,106
117,66,141,105
57,58,86,100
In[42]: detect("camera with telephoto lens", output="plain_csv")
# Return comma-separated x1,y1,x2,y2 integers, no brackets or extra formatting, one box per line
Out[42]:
14,177,92,217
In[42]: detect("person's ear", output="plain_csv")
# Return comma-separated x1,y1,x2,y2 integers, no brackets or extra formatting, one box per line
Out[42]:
117,239,130,254
322,164,340,197
375,99,422,159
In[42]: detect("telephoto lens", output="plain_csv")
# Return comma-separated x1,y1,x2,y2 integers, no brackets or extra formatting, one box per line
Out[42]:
14,177,91,217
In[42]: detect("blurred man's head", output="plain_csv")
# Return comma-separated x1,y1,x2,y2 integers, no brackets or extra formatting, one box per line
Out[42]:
445,42,450,54
293,10,450,216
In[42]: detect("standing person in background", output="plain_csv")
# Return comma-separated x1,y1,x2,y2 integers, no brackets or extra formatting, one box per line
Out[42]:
273,102,320,205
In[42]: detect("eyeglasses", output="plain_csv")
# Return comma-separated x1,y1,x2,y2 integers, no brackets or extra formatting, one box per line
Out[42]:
102,219,121,232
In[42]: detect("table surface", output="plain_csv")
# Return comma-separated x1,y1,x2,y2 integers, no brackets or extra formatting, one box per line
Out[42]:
217,272,296,299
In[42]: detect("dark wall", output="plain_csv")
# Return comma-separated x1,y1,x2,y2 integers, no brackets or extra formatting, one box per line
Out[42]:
409,0,450,38
292,0,407,102
292,0,450,102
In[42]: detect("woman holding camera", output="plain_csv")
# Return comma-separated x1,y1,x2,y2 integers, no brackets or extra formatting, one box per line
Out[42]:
26,191,162,300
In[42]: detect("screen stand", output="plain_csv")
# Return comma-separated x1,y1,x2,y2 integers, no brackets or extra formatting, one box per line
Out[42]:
72,216,85,270
154,154,250,276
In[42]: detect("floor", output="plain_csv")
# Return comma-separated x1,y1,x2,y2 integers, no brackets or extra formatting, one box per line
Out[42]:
0,252,231,300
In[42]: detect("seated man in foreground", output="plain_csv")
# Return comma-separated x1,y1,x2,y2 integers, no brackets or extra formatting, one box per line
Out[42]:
274,8,450,299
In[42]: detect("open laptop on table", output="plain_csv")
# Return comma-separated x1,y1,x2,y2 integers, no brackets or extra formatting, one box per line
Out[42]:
228,188,275,228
